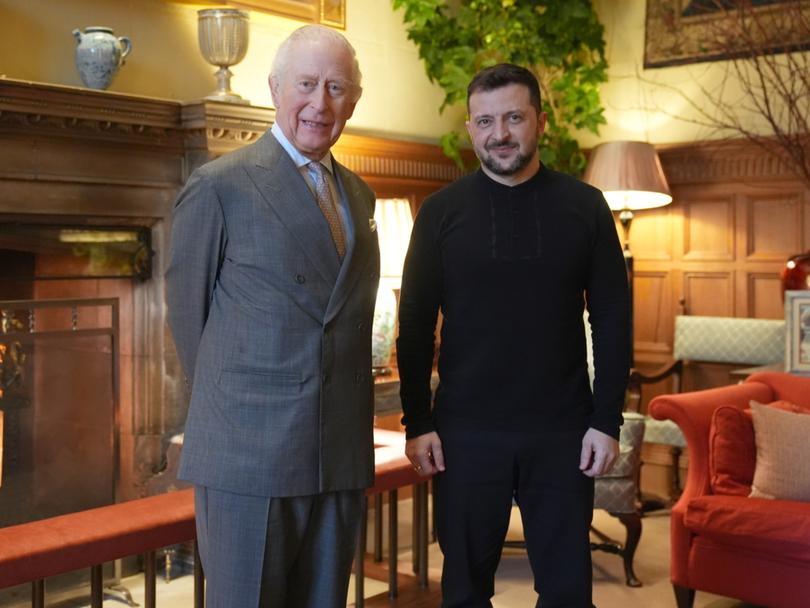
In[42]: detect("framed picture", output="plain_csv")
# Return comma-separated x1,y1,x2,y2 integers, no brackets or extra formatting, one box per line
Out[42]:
229,0,346,29
785,290,810,373
644,0,810,68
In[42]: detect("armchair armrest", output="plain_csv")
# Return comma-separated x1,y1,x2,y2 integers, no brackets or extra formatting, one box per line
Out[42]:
626,359,684,412
648,381,773,506
630,360,683,385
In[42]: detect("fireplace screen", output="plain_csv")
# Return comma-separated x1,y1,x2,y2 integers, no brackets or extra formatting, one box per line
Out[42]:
0,298,120,604
0,298,120,526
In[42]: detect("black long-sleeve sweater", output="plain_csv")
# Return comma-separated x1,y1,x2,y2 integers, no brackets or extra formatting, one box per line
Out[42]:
396,166,630,440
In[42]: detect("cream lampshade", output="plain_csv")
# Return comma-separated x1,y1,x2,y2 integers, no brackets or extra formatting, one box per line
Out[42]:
371,198,414,374
583,140,672,232
583,141,672,367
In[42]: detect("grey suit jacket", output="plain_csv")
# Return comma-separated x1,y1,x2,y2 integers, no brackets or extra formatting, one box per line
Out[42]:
166,131,380,497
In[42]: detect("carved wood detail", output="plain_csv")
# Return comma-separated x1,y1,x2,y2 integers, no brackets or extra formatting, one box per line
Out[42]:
659,140,801,185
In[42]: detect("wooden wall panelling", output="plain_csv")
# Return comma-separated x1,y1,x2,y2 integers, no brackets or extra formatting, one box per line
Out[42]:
630,206,674,262
633,269,674,364
682,195,735,262
683,271,735,317
747,271,785,319
631,205,676,364
804,193,810,250
635,141,810,497
744,191,803,262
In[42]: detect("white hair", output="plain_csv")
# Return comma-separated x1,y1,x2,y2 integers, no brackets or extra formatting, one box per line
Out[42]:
270,25,363,102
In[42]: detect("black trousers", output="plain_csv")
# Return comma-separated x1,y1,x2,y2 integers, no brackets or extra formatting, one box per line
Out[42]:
434,425,595,608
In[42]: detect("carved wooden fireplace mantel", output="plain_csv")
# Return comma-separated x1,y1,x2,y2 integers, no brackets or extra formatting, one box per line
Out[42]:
0,77,463,215
0,77,463,507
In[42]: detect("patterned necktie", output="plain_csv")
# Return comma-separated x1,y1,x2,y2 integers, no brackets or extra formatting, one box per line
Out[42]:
308,161,346,258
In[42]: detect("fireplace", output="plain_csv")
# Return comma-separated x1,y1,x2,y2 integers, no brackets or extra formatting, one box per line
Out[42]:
0,223,156,528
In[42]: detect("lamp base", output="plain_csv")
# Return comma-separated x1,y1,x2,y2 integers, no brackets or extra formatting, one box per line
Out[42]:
371,285,398,369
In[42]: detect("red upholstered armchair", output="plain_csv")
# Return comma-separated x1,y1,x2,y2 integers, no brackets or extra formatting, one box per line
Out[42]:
649,372,810,608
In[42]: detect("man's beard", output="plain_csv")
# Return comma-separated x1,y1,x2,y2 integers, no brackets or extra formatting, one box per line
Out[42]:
479,139,536,176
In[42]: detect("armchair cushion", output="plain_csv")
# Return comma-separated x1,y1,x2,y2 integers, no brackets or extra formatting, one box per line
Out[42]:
709,406,756,496
709,400,810,496
684,494,810,563
751,403,810,502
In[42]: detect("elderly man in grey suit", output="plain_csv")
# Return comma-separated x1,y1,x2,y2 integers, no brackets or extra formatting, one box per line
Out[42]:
166,25,379,608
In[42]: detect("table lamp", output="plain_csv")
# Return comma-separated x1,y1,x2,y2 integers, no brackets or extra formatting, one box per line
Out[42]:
371,198,414,375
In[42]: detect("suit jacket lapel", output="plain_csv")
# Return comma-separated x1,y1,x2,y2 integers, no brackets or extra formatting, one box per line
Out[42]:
244,132,341,286
325,161,378,325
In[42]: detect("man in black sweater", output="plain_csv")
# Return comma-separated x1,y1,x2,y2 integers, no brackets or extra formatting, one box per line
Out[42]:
396,64,630,608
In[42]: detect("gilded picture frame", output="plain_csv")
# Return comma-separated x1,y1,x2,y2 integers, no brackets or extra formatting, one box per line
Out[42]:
644,0,810,68
229,0,346,29
785,290,810,373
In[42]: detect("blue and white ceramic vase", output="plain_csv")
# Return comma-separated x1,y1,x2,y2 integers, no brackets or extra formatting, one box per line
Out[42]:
72,26,132,90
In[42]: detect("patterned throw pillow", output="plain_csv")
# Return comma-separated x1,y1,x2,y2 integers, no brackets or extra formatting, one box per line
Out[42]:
750,402,810,502
709,400,810,496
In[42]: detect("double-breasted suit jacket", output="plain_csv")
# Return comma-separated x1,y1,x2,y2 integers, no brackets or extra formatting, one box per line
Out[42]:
166,130,380,498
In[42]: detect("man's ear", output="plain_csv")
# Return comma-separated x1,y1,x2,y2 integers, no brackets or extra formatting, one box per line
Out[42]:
269,75,280,108
344,99,358,121
537,111,548,138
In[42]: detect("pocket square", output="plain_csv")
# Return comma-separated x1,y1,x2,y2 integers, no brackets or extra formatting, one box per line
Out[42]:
369,218,377,232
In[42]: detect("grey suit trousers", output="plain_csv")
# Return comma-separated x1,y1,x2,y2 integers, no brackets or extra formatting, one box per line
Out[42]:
194,486,364,608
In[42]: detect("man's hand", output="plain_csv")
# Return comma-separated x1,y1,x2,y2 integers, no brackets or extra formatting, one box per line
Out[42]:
405,432,445,477
579,427,619,478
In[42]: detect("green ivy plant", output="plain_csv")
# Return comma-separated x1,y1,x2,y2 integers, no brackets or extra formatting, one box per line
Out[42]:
392,0,608,175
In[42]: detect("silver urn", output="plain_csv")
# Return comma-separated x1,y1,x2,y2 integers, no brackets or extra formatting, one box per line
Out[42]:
197,9,250,104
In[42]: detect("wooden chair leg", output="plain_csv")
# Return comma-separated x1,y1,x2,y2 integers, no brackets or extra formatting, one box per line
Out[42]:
90,565,103,608
416,482,429,588
674,584,695,608
32,580,44,608
388,489,398,598
615,511,642,587
373,493,383,562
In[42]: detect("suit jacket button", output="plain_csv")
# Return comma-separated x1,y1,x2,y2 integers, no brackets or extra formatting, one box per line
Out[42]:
356,322,364,331
355,372,362,383
295,274,306,284
322,374,330,384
